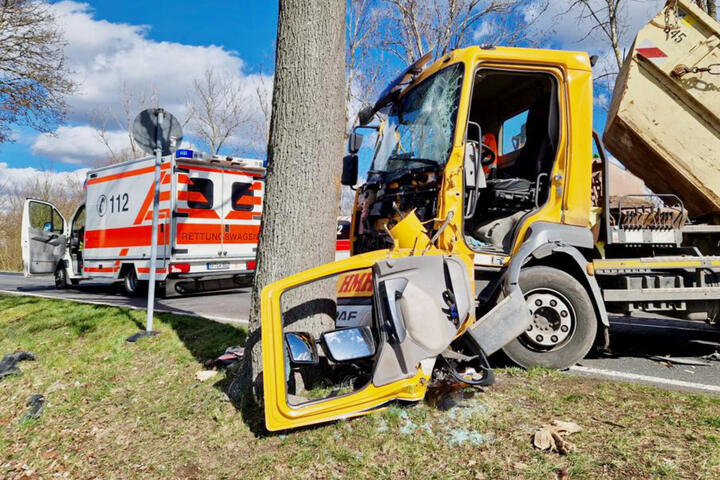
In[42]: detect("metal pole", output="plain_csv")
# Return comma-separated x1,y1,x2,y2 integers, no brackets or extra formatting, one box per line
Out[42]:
145,108,164,332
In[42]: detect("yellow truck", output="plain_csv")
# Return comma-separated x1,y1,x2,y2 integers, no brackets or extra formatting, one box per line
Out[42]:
260,0,720,430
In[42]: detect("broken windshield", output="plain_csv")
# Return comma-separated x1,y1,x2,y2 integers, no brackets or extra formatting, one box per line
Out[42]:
372,63,463,173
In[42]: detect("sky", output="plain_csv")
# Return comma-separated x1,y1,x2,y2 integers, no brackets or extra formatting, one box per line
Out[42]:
0,0,666,188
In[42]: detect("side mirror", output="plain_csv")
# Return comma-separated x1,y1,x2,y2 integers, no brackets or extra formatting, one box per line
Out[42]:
284,332,319,365
321,327,376,362
348,132,363,154
357,105,375,126
342,154,359,186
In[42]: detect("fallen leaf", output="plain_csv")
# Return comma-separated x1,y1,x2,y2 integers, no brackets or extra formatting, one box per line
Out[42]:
532,420,582,455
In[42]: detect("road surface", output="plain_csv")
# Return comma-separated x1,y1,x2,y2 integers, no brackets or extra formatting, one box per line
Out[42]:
0,272,250,324
1,272,719,394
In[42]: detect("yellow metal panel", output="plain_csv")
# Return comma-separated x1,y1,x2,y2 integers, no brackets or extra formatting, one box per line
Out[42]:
261,248,475,431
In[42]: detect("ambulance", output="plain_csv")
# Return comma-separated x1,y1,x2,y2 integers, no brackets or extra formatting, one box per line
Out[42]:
21,149,265,297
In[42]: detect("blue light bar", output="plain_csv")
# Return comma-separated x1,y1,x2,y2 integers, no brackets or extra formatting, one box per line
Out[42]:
176,149,194,159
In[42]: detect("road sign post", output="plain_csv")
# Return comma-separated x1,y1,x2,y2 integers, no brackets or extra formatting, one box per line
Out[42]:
126,108,182,342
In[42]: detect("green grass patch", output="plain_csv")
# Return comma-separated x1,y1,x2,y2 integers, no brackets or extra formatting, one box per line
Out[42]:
1,294,720,479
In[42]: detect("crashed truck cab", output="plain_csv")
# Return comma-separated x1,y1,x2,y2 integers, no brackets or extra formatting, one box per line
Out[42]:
260,46,603,430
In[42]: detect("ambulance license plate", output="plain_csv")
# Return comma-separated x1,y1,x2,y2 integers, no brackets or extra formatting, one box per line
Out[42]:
207,261,230,271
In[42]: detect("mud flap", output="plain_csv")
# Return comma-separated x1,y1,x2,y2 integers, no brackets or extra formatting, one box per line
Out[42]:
465,287,531,355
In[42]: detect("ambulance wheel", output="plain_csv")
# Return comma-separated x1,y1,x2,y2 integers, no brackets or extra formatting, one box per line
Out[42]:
123,269,142,296
54,266,69,289
501,266,597,370
70,279,80,287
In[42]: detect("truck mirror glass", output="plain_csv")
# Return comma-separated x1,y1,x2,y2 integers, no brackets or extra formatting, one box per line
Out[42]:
322,326,376,362
284,332,319,365
342,155,359,186
348,132,363,154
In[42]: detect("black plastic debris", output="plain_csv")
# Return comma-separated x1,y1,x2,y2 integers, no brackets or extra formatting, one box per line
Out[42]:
20,394,46,422
0,351,36,381
212,346,244,368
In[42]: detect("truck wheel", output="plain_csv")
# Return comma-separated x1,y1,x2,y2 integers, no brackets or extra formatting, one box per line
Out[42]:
502,266,597,370
123,269,141,296
54,267,69,289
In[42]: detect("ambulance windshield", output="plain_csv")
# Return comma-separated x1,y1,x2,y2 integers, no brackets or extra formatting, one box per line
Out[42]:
371,63,463,173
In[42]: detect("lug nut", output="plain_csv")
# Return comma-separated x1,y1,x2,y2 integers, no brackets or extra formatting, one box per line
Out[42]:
550,299,557,307
561,325,569,332
551,335,558,343
560,310,568,318
535,299,542,306
527,325,533,332
536,335,543,342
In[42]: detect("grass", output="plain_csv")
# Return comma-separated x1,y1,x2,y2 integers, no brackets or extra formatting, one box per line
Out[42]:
1,294,719,479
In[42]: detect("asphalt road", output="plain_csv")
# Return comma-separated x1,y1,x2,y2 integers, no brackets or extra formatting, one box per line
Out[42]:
1,272,719,394
0,272,250,324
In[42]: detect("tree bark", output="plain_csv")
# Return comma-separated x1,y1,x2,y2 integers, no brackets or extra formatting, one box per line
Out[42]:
708,0,717,20
238,0,346,403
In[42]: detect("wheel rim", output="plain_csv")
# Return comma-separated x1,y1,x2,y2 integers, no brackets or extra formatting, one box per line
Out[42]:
55,269,65,286
520,288,576,351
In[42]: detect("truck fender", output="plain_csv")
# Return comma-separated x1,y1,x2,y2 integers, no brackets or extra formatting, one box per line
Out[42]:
508,222,609,328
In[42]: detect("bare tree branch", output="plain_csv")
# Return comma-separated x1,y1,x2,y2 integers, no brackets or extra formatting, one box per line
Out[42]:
0,0,77,145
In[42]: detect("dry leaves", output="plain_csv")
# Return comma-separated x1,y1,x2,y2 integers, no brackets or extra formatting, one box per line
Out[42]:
532,420,582,455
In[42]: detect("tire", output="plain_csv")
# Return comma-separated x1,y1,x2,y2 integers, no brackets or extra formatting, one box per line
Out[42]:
54,266,69,289
70,279,80,287
123,269,141,296
502,266,597,370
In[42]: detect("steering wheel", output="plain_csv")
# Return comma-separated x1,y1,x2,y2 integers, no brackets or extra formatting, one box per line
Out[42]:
480,143,496,167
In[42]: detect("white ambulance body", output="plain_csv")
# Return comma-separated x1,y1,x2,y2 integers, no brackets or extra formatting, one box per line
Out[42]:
21,150,265,296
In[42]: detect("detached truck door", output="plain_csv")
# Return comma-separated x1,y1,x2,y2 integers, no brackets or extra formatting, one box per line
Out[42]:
21,199,68,275
261,251,471,431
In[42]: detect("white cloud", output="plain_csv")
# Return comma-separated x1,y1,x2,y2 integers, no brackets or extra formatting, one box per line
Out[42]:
0,162,88,188
25,1,272,166
525,0,664,55
51,1,252,122
31,125,128,165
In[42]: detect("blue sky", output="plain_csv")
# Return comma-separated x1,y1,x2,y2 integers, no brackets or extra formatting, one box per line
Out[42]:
87,1,277,73
0,0,665,186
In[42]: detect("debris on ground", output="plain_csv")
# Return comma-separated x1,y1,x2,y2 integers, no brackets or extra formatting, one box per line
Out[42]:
702,352,720,362
209,346,244,368
0,351,36,381
448,429,494,446
195,370,218,381
532,420,582,455
20,394,46,422
648,355,710,367
591,416,626,429
425,381,478,411
556,468,570,480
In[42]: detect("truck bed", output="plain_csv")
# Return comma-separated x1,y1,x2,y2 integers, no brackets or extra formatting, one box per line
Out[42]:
604,0,720,220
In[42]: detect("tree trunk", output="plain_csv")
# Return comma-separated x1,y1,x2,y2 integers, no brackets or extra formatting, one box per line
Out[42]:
238,0,346,403
708,0,717,20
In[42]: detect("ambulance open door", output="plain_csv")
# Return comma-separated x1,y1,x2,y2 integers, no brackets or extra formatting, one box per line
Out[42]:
21,199,68,275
